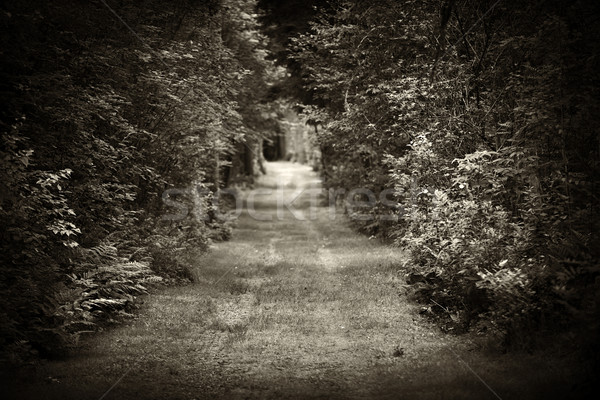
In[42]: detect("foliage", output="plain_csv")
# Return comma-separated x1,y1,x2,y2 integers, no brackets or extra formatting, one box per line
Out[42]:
390,144,539,334
0,0,276,363
282,0,600,347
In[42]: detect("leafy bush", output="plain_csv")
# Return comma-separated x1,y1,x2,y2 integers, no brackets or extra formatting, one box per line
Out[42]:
286,0,599,348
390,142,534,332
0,0,275,364
58,260,162,333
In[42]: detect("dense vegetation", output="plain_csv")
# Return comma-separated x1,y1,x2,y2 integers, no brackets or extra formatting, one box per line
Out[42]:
260,0,600,348
0,0,278,361
2,0,598,367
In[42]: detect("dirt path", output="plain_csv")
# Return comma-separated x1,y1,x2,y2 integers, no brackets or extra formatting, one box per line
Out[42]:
6,162,582,399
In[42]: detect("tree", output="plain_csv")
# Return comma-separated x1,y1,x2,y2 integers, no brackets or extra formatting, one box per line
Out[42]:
0,0,276,361
272,0,599,346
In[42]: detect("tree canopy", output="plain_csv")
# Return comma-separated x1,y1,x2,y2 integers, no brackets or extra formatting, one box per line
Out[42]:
0,0,280,360
1,0,598,363
264,0,600,345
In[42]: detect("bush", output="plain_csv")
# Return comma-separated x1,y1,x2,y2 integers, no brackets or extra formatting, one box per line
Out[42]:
0,0,274,364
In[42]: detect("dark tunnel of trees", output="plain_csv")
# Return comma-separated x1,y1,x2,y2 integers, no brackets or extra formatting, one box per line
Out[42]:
1,0,598,370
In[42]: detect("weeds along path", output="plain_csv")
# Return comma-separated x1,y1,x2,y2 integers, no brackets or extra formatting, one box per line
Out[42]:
7,162,580,399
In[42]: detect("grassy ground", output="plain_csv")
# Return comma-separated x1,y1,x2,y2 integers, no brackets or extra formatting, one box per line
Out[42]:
3,162,592,399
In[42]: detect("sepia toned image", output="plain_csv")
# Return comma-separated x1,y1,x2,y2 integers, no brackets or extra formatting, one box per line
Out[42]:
1,0,598,399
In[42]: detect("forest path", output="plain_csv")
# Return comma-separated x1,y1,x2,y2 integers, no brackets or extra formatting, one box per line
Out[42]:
8,162,577,399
